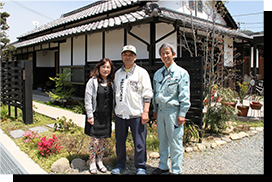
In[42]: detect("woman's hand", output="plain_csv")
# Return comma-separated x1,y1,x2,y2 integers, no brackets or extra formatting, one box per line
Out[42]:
87,117,94,125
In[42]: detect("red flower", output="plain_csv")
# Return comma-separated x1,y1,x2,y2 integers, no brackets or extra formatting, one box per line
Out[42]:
37,135,62,157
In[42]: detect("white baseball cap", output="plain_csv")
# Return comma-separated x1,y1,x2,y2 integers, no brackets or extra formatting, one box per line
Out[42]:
121,45,137,55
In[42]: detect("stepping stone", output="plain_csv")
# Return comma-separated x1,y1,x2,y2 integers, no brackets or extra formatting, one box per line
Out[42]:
29,126,49,133
215,140,227,146
10,129,25,139
45,123,60,130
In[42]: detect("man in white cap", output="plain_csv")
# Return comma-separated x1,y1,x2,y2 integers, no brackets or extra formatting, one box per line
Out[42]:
112,45,153,175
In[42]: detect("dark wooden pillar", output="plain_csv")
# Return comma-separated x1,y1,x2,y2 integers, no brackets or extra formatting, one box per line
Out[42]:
149,20,156,66
22,60,33,124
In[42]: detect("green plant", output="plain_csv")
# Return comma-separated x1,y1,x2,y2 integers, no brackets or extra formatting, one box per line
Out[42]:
237,81,250,107
0,102,8,120
252,94,264,102
183,121,201,144
204,103,237,133
47,69,75,106
72,101,86,114
217,85,238,103
54,116,77,133
33,105,42,123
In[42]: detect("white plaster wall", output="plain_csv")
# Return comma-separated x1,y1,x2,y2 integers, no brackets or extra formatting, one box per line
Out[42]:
156,23,177,59
105,29,123,60
127,24,149,59
36,50,55,67
60,38,71,66
73,35,85,65
157,0,227,26
224,36,233,67
87,32,102,62
158,1,187,14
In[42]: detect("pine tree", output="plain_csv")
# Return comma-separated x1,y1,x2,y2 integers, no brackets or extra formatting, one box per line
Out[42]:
0,2,10,62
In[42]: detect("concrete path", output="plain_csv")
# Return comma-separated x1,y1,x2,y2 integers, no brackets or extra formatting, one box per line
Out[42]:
33,101,86,128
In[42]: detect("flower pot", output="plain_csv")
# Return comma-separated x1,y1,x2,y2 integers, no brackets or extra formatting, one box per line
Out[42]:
250,102,263,110
222,101,237,108
237,105,249,116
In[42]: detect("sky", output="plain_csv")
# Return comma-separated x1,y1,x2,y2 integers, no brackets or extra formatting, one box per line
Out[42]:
1,0,265,43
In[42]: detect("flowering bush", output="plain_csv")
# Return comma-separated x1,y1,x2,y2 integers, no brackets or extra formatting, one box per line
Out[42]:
37,134,62,157
22,131,41,148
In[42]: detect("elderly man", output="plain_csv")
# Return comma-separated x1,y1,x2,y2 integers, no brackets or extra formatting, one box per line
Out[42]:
112,45,153,175
152,43,191,174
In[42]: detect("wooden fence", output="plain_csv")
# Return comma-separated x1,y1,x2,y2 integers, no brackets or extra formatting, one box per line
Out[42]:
1,60,33,124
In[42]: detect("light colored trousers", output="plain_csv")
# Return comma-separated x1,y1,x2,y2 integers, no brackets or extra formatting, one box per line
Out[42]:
157,108,184,174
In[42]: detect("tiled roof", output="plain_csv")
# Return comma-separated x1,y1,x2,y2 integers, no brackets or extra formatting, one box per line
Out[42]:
160,8,252,39
12,2,252,48
13,9,147,48
17,0,140,39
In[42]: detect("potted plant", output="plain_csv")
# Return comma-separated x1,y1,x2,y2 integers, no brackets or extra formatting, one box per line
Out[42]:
237,81,250,116
250,95,263,110
217,86,238,108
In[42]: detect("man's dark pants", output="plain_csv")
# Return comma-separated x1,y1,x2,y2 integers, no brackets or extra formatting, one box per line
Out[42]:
115,116,147,169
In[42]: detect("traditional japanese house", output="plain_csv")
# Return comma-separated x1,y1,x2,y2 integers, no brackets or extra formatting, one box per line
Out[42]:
8,0,258,128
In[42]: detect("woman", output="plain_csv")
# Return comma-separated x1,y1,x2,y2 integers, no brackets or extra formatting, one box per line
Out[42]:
84,58,115,174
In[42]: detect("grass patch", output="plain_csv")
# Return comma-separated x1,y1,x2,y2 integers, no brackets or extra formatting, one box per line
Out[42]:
234,120,264,128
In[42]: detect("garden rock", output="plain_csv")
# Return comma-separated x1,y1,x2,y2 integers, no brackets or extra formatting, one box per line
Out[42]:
211,143,217,149
149,152,160,159
103,157,115,165
205,143,211,149
229,133,241,140
256,127,264,132
71,158,86,171
238,131,249,138
215,140,227,146
247,131,257,136
185,147,193,153
222,125,234,134
221,137,232,143
196,143,206,151
192,146,198,151
207,136,214,140
51,157,70,173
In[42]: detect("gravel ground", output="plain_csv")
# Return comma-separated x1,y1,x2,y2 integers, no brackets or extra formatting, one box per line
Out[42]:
118,131,264,174
181,131,264,174
79,131,263,175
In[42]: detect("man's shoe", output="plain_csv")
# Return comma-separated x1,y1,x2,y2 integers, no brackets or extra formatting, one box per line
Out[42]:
136,168,146,175
111,167,125,175
152,168,169,175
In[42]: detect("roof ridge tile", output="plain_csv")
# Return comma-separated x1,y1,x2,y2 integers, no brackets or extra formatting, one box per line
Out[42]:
17,0,140,39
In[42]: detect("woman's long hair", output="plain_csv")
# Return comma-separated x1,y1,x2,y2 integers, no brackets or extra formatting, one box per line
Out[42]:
89,58,115,86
